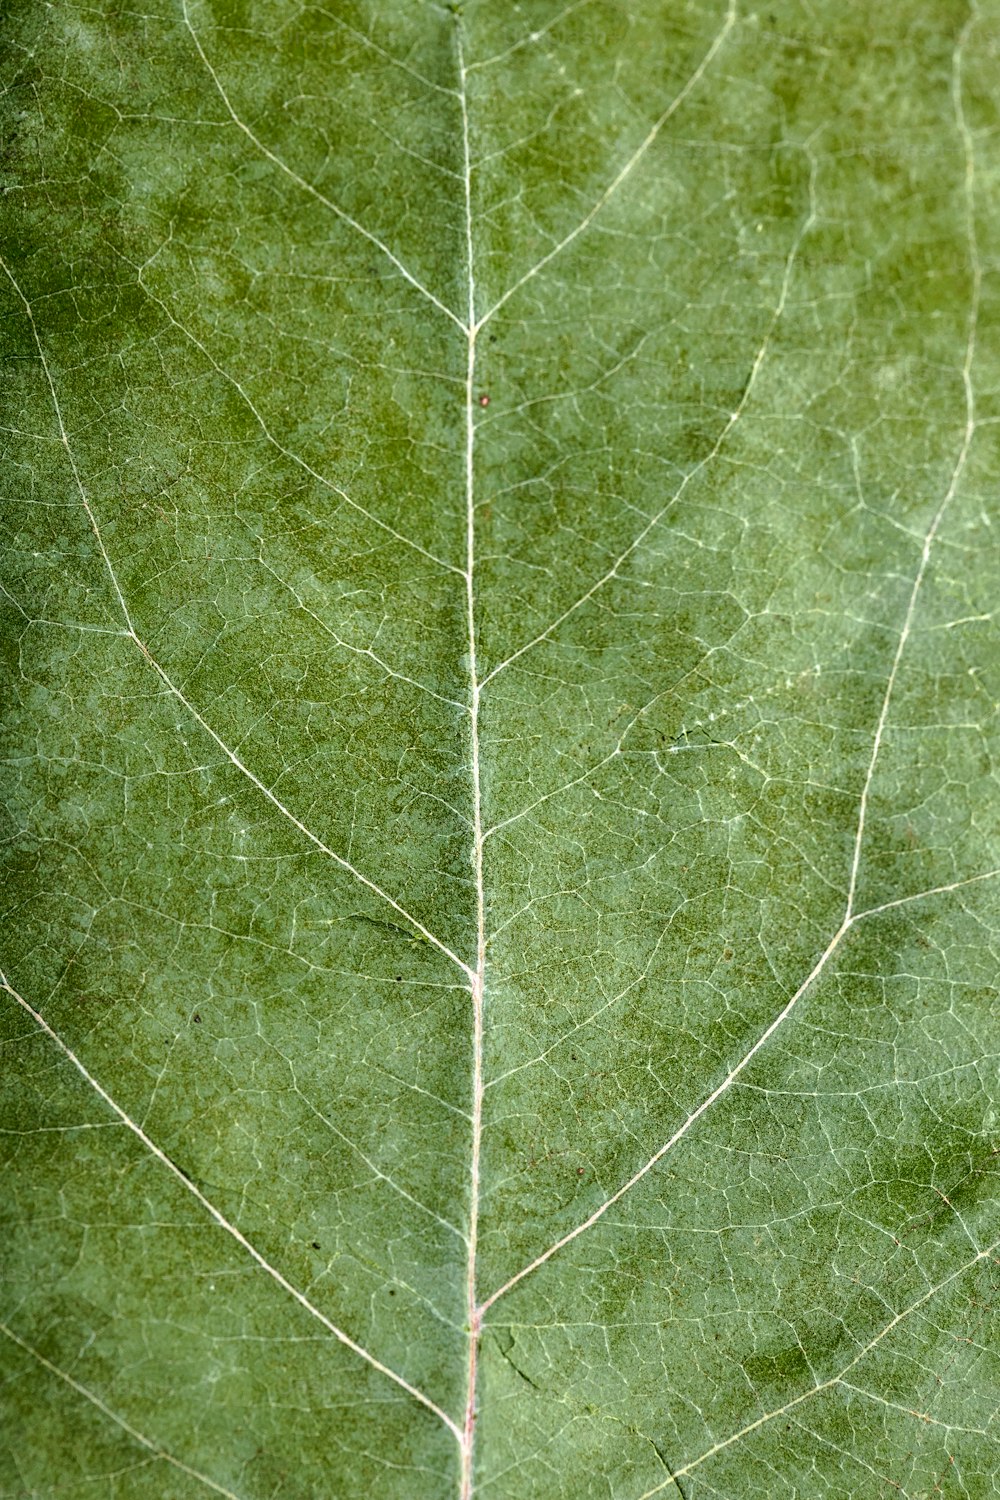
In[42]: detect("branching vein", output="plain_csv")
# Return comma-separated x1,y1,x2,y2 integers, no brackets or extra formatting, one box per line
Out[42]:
6,4,991,1494
480,138,816,687
134,256,464,577
0,253,471,982
180,0,466,330
0,973,462,1442
478,16,980,1311
0,1322,247,1500
635,1232,1000,1495
474,0,737,332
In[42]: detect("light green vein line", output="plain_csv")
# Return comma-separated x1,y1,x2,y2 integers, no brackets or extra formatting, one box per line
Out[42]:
181,0,467,331
0,253,472,982
0,1323,247,1500
131,257,464,579
474,0,738,330
0,972,463,1443
636,1233,1000,1496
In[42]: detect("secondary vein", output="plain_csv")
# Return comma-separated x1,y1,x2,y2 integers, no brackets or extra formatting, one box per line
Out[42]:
0,973,462,1442
475,10,982,1318
0,253,471,982
0,1322,247,1500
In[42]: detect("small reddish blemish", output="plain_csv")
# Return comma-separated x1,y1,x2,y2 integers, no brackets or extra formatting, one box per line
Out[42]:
478,393,490,407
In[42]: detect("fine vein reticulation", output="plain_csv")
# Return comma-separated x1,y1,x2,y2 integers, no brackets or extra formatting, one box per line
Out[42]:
454,8,747,1489
0,971,461,1441
0,1321,248,1500
3,2,996,1497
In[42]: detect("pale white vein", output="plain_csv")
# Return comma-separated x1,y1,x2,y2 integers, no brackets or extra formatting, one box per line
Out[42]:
852,868,1000,924
297,1088,468,1245
478,919,851,1316
478,20,980,1311
473,0,738,332
312,6,461,99
5,3,992,1491
0,1322,247,1500
0,252,472,982
180,0,466,331
843,6,982,926
464,0,597,76
0,973,462,1442
457,28,487,1499
479,137,816,688
134,252,464,578
635,1232,1000,1496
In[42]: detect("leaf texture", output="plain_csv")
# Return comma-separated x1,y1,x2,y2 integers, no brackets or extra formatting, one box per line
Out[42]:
2,1,1000,1496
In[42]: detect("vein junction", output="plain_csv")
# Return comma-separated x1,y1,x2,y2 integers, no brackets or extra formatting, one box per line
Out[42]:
469,7,986,1436
0,971,462,1442
3,4,989,1495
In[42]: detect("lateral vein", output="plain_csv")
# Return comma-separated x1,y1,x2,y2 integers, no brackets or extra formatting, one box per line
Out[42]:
0,1322,248,1500
134,258,464,576
479,142,815,688
0,973,462,1443
635,1233,1000,1495
478,20,980,1307
0,253,471,982
180,0,466,331
474,0,737,331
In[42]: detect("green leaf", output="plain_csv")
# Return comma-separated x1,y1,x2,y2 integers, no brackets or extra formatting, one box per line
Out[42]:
2,2,999,1495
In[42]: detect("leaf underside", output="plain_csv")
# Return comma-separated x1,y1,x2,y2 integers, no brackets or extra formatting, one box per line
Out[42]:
2,1,999,1496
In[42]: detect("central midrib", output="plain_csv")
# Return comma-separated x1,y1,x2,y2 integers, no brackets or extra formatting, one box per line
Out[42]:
457,28,485,1500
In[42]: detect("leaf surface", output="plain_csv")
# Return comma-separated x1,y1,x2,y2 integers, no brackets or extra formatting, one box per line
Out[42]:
2,2,1000,1496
